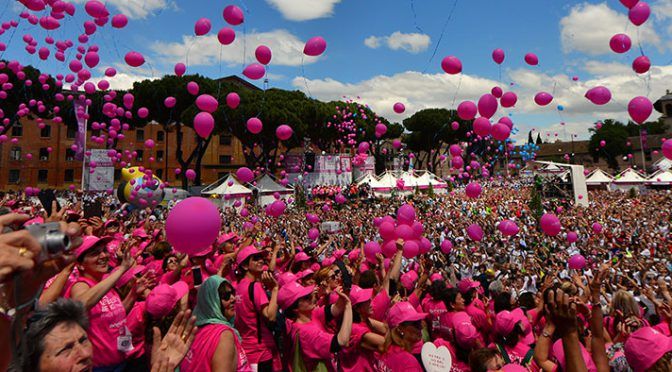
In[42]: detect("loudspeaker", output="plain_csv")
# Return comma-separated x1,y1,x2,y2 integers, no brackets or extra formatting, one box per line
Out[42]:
305,152,316,172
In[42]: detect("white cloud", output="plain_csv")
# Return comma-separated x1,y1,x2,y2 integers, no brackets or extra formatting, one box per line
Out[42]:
90,65,158,91
364,36,382,49
71,0,175,19
363,32,431,54
560,2,661,55
150,29,320,67
265,0,341,21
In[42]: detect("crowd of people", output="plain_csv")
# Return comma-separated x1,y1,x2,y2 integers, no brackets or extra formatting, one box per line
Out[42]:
1,182,672,372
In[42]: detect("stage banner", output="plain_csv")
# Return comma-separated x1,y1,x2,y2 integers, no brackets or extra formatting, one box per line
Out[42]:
73,100,88,162
83,149,114,191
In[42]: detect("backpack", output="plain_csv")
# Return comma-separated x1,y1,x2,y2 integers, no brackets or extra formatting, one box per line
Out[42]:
291,331,329,372
496,343,535,366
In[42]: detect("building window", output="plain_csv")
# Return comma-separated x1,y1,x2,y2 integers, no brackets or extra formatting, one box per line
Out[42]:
219,135,232,146
8,169,19,183
64,169,74,182
157,131,165,142
67,123,77,139
40,125,52,138
136,129,144,141
11,123,22,137
65,148,75,161
10,147,21,161
156,169,164,179
38,170,48,183
157,150,164,161
219,155,232,164
39,147,49,161
136,150,144,161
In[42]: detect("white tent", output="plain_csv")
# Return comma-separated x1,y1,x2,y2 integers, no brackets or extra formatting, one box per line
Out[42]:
399,171,422,190
585,169,613,186
414,171,448,194
655,157,672,171
201,174,252,210
356,172,378,187
610,168,648,192
370,171,398,198
534,161,589,207
647,170,672,186
249,174,294,207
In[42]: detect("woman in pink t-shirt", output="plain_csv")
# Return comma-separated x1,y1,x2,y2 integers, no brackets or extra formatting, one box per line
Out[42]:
181,276,251,372
380,302,427,372
233,246,281,371
66,236,137,370
439,288,467,340
340,285,387,372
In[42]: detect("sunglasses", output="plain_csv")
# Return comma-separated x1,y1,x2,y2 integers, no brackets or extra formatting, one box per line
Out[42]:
250,254,265,262
221,290,236,301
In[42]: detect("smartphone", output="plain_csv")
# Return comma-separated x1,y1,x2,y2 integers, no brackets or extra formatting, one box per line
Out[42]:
192,266,203,286
38,189,59,216
335,260,352,292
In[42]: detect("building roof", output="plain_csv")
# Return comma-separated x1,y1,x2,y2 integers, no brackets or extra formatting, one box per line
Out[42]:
648,170,672,185
585,168,613,185
249,174,293,193
216,75,262,91
201,174,253,195
613,168,647,183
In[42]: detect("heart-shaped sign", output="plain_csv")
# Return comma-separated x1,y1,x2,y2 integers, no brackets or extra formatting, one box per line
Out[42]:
421,342,452,372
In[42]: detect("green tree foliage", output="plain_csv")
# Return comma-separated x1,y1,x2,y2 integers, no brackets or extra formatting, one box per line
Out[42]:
588,119,630,171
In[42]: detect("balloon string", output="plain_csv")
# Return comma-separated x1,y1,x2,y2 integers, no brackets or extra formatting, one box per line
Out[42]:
421,0,458,74
498,65,502,83
635,27,652,98
0,18,20,60
301,54,313,98
451,74,463,108
410,0,425,34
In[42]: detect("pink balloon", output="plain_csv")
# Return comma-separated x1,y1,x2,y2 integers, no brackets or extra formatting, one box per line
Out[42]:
498,116,513,129
226,92,240,109
584,86,612,105
166,197,221,255
223,5,244,25
393,102,405,114
246,117,263,134
402,240,419,259
467,224,484,242
477,94,498,119
592,222,603,234
632,55,651,74
174,62,186,76
629,1,650,26
124,51,145,67
304,36,327,57
620,0,639,8
217,27,236,45
568,254,586,270
194,112,215,138
392,139,402,149
194,17,211,36
236,167,254,183
196,94,218,113
473,117,492,137
397,204,416,225
105,67,116,77
628,96,653,124
395,224,415,241
308,228,320,240
266,200,286,218
600,140,606,147
609,34,632,54
187,81,199,95
500,92,517,108
379,222,396,241
276,124,293,141
567,231,578,243
440,240,452,254
111,14,128,28
451,156,463,169
364,241,381,262
164,96,176,108
255,45,272,65
524,53,539,66
491,86,503,98
492,122,511,141
662,140,672,160
243,63,265,80
540,213,561,236
534,92,553,106
137,107,149,118
492,48,505,64
84,52,99,68
144,139,155,148
498,220,519,236
457,101,477,120
465,182,482,198
441,56,462,74
85,0,109,18
449,144,461,157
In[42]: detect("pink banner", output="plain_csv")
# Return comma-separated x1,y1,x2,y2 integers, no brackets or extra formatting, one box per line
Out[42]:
73,99,87,162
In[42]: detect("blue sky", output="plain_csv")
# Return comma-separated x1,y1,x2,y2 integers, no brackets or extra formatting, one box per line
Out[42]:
3,0,672,143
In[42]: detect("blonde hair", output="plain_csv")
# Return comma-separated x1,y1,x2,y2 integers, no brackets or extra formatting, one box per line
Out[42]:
611,290,640,318
384,326,414,353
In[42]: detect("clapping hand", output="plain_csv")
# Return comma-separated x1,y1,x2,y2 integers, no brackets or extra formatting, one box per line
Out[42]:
151,309,197,372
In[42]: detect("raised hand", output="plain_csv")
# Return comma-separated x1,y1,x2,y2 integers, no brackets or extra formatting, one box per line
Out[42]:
151,309,197,372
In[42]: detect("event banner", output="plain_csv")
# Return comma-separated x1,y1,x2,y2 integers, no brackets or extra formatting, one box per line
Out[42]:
285,154,353,187
73,100,88,162
83,149,114,191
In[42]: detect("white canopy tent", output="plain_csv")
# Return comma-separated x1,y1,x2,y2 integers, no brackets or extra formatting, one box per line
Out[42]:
370,171,398,198
249,174,294,207
356,172,378,187
647,170,672,186
201,174,252,210
609,168,648,192
412,171,448,194
655,157,672,171
585,169,614,187
533,161,589,207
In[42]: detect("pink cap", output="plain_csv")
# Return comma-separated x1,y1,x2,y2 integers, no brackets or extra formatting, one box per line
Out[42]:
387,301,428,328
132,228,149,238
347,249,360,262
116,265,146,288
511,308,535,345
494,310,520,337
624,327,672,372
216,232,237,245
103,219,120,229
296,269,314,280
322,257,335,267
146,281,189,318
430,273,443,282
551,339,597,372
501,364,528,372
333,249,346,259
295,252,310,263
75,235,113,259
278,282,315,310
401,270,418,290
457,278,480,294
349,285,374,305
310,263,320,272
454,312,479,348
236,245,263,265
23,216,44,226
277,272,298,287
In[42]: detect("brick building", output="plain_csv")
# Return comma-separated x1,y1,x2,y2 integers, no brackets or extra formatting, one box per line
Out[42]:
0,117,247,190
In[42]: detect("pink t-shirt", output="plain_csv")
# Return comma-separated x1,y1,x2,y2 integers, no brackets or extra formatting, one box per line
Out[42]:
288,316,338,372
340,322,377,372
371,290,391,322
439,311,457,340
466,303,489,340
434,338,470,372
490,341,532,366
422,297,447,337
144,259,163,275
180,324,251,372
234,278,279,366
65,277,129,367
125,301,146,359
378,344,423,372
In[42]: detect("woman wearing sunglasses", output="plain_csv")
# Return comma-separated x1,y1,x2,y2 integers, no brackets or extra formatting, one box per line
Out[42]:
181,275,251,371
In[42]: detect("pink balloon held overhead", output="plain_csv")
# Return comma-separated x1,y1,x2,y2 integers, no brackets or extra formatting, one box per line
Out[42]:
441,56,462,74
393,102,405,114
166,197,221,256
492,48,505,64
629,1,650,26
255,45,272,65
304,36,327,56
628,96,653,124
610,34,632,54
223,5,244,25
524,53,539,66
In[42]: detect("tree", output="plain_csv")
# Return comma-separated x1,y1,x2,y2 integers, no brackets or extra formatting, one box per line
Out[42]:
588,119,629,171
528,131,534,144
535,133,542,145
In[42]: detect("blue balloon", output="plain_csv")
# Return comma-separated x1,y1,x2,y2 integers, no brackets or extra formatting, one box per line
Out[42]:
557,105,564,111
